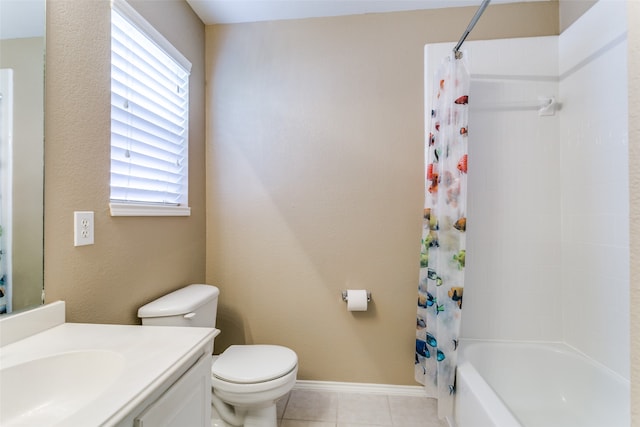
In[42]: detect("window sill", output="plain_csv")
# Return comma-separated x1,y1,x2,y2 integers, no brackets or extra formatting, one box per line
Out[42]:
109,202,191,217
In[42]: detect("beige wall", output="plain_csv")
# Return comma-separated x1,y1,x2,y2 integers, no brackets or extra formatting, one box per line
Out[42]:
628,1,639,425
205,2,558,384
0,37,44,311
44,0,206,324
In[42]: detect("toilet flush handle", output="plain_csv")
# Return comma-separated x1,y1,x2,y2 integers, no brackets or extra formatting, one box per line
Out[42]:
184,312,196,319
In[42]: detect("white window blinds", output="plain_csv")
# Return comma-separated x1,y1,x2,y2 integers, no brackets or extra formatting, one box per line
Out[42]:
110,0,191,216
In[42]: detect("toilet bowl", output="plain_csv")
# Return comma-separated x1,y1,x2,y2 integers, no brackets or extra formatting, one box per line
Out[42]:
137,285,298,427
210,345,297,427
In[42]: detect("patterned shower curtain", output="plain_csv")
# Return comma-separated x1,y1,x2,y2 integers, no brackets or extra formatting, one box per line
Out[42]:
415,52,469,419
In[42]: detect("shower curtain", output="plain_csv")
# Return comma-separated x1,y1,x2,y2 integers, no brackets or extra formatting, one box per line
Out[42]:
415,52,469,419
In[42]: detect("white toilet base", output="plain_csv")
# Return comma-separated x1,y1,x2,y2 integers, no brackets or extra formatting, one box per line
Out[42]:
211,415,228,427
242,405,277,427
211,400,277,427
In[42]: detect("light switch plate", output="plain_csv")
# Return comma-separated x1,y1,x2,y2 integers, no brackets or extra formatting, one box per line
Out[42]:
74,211,94,246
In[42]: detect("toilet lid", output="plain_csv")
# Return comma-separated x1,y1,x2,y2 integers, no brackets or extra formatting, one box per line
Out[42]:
212,345,298,384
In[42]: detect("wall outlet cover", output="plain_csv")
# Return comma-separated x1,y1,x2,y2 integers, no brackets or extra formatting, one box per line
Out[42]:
74,211,94,246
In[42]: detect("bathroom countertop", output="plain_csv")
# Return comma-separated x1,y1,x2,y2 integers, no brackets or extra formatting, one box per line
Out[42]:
0,321,219,426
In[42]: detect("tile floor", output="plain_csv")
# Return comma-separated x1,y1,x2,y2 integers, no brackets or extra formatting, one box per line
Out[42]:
275,389,449,427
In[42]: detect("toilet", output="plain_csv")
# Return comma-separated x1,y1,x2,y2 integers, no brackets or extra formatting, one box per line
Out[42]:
137,284,298,427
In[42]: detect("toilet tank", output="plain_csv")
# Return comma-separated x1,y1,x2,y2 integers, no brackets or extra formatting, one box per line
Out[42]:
138,284,219,328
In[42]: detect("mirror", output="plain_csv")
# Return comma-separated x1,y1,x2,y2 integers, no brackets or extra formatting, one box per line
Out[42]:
0,0,45,314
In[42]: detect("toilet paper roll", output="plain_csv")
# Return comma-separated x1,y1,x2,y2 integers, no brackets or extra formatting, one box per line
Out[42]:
346,290,368,312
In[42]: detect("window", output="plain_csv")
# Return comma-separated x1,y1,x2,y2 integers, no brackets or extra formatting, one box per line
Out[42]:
110,0,191,216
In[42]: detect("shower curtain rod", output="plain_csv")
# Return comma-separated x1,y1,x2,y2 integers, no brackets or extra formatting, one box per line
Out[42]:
453,0,491,58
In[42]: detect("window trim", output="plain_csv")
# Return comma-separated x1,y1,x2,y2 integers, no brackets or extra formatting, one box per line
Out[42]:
110,0,192,217
109,202,191,217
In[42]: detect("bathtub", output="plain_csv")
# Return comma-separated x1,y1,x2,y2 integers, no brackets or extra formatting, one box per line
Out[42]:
453,340,630,427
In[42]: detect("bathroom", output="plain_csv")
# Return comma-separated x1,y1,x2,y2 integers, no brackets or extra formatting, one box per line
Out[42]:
1,0,638,425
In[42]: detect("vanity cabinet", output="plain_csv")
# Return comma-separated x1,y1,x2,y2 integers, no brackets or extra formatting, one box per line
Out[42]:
133,352,212,427
0,303,218,427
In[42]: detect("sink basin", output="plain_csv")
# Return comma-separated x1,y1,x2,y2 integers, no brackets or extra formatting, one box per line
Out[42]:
0,350,126,426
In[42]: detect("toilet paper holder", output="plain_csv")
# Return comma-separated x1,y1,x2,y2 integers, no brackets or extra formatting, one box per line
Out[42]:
341,290,371,303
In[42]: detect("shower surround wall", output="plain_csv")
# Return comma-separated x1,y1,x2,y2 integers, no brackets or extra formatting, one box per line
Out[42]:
558,1,628,380
430,0,629,380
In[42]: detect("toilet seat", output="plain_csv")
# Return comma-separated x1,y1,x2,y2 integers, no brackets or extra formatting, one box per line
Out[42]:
212,345,298,384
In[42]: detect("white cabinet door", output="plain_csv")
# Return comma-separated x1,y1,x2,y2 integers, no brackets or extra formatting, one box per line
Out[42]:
135,353,211,427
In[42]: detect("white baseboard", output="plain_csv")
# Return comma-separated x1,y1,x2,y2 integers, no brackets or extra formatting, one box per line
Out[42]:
293,380,429,397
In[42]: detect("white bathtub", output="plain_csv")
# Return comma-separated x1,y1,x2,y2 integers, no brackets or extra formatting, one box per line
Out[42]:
453,341,630,427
